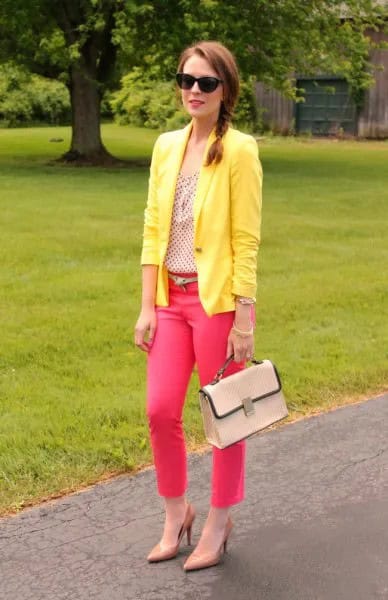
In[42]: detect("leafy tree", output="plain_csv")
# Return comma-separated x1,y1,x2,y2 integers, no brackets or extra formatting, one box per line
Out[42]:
0,1,129,163
130,1,387,107
0,1,385,164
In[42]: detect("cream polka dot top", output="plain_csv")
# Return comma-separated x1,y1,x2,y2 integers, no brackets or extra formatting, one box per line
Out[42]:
164,170,199,273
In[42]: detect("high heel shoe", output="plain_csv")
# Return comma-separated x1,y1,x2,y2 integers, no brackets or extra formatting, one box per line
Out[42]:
183,516,233,571
147,502,196,563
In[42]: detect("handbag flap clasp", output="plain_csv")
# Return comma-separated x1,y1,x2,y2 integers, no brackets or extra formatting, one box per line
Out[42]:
243,397,254,417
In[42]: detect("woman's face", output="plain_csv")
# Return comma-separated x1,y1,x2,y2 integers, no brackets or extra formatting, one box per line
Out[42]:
180,54,224,123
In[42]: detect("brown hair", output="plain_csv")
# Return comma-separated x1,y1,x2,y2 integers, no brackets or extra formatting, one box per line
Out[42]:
177,40,240,166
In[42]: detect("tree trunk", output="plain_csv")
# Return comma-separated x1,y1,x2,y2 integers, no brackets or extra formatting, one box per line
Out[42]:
62,65,113,165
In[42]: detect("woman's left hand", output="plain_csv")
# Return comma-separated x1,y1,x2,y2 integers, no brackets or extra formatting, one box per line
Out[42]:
226,328,254,363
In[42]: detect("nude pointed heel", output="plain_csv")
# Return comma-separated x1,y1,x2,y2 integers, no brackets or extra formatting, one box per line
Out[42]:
187,523,193,546
147,502,196,563
183,516,233,572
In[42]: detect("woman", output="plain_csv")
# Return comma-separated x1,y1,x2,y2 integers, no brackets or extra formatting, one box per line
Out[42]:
134,40,262,571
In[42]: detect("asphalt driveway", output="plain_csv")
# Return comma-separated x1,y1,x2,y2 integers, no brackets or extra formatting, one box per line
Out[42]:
1,393,387,600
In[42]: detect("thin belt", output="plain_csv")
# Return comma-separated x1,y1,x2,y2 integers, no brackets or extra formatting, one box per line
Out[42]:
168,272,198,291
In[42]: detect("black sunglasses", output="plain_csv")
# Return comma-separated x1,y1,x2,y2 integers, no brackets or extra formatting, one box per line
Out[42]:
176,72,223,93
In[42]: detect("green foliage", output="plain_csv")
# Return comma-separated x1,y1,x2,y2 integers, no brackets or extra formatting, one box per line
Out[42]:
127,0,387,107
233,76,259,131
28,75,71,125
0,64,70,127
110,68,187,131
1,1,385,104
100,90,114,119
0,65,32,126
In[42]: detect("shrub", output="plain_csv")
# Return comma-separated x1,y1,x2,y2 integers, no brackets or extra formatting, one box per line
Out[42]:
233,76,259,132
0,63,71,127
28,75,71,125
101,91,114,120
110,68,186,131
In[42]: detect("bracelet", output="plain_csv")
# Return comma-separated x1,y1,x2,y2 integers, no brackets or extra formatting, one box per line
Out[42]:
231,321,254,337
236,296,256,305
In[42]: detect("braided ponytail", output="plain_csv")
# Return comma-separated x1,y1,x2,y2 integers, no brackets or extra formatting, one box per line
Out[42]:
205,102,232,166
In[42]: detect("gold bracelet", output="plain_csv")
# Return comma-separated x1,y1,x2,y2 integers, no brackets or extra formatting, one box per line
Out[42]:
236,296,256,305
232,321,254,337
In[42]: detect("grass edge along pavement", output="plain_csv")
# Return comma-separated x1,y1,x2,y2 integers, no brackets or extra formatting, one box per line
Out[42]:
0,124,387,517
1,389,387,521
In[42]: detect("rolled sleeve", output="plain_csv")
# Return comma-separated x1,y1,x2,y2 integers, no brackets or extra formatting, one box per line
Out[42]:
230,136,263,299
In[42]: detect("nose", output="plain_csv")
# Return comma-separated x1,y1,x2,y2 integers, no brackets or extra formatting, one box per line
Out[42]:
191,81,201,93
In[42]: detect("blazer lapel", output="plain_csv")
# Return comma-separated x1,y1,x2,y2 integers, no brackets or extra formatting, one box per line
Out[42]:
193,125,218,223
161,121,193,233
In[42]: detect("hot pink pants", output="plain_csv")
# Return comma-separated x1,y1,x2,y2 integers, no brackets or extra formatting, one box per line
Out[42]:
146,275,246,508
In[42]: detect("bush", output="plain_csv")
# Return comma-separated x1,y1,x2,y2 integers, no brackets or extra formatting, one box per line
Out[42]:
101,90,114,120
233,76,260,132
110,68,186,131
111,68,259,131
0,63,71,127
28,75,71,124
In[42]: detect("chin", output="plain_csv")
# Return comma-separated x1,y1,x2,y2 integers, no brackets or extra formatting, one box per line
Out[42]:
189,109,212,121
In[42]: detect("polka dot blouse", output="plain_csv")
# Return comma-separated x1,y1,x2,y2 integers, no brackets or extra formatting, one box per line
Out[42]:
164,170,199,273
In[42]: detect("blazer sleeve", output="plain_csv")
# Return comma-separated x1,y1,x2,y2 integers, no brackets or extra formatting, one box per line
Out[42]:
140,136,161,265
230,136,263,299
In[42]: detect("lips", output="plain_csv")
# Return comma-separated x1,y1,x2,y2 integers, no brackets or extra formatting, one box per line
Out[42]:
190,100,204,106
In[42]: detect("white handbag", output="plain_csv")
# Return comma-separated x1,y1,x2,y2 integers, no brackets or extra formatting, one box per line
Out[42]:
199,356,288,449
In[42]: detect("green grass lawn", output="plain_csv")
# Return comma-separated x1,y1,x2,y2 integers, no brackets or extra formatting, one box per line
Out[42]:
0,124,387,516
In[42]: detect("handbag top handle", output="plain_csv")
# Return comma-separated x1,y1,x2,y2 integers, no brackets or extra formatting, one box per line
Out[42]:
211,354,261,385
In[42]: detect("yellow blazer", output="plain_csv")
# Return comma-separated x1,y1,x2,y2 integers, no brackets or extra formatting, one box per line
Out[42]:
141,120,263,316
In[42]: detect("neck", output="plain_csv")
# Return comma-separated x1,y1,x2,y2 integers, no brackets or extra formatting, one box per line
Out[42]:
190,116,218,144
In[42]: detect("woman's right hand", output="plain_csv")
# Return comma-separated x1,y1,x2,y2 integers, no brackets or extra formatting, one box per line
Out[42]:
134,307,157,352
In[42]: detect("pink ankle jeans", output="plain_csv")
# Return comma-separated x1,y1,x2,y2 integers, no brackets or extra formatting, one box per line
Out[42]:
146,274,247,508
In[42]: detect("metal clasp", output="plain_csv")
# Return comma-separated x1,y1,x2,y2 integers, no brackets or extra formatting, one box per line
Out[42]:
243,397,254,417
168,274,198,293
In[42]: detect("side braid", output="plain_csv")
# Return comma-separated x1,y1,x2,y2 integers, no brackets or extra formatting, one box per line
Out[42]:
205,103,232,166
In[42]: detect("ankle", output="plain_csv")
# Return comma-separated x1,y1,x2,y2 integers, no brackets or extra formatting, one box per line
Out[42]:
209,506,229,520
204,506,230,531
163,495,187,521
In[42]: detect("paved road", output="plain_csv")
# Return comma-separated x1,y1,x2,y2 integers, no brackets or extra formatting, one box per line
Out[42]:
1,393,387,600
